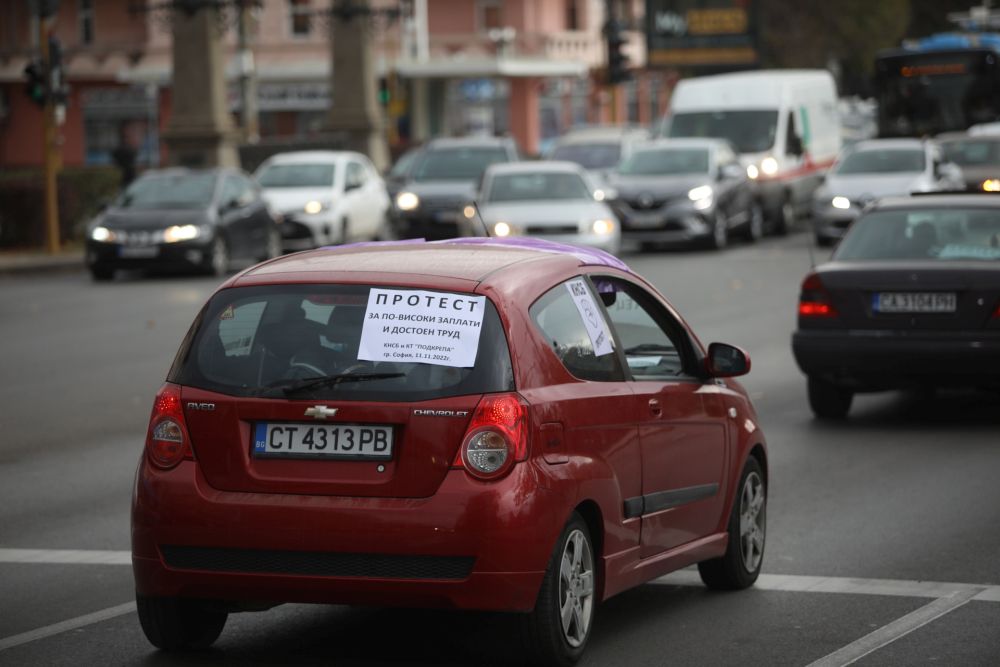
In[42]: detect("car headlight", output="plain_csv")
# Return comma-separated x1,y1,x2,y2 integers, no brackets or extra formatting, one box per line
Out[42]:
493,221,512,237
760,156,779,177
983,178,1000,192
463,205,477,219
591,219,615,235
831,196,851,210
396,191,419,211
746,164,759,180
162,224,205,243
90,226,117,242
688,185,714,211
303,200,329,215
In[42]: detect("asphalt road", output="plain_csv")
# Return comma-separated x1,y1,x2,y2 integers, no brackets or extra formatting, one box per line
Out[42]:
2,233,999,666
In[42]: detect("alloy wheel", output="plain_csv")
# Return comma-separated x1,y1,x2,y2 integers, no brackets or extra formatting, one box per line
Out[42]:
739,471,766,573
558,529,594,648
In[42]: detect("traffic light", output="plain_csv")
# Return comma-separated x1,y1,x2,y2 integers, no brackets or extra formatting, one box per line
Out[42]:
48,37,68,106
23,60,48,106
378,76,390,106
605,20,630,85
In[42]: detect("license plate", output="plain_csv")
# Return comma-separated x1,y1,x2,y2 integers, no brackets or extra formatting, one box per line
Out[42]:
625,213,663,228
119,246,159,258
873,292,957,313
252,423,393,460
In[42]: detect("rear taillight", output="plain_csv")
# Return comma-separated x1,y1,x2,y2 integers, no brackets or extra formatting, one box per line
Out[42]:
453,393,529,480
798,272,838,318
145,383,192,469
992,302,1000,319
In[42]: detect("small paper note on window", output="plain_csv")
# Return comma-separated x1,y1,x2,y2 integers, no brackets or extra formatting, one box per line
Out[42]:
358,288,487,367
565,279,614,356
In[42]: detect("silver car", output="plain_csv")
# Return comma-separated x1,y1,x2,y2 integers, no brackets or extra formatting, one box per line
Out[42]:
812,139,964,246
476,162,621,254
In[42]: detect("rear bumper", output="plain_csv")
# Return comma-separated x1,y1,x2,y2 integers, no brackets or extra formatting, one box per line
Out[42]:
132,458,563,611
792,329,1000,390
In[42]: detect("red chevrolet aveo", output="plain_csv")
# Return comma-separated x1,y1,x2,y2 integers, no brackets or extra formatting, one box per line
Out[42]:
132,238,768,665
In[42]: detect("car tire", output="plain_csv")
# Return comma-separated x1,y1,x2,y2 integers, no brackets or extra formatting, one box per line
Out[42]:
773,196,794,236
90,265,114,282
519,512,596,667
204,236,229,277
136,595,228,650
698,456,766,590
340,218,349,245
258,227,282,262
807,376,854,419
708,211,728,250
743,201,764,242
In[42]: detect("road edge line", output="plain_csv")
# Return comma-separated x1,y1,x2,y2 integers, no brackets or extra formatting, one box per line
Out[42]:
0,601,136,652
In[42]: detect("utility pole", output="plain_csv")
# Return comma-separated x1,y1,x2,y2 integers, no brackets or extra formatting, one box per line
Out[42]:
38,5,61,254
237,0,259,144
604,0,630,126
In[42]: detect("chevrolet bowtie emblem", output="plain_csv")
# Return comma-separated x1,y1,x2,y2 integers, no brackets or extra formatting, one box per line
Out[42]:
304,405,338,420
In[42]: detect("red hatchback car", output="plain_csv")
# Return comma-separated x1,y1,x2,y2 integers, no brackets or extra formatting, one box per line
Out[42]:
132,238,768,665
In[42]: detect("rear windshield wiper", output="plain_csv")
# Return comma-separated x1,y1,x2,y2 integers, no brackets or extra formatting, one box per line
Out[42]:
265,372,405,397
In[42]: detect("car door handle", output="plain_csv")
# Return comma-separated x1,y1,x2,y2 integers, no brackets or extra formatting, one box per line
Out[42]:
648,398,662,417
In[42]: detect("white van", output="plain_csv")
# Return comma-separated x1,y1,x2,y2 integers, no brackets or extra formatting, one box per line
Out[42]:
661,70,840,233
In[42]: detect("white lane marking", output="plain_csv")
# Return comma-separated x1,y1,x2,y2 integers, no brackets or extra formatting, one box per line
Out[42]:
804,587,983,667
0,602,136,652
654,570,1000,602
0,548,131,565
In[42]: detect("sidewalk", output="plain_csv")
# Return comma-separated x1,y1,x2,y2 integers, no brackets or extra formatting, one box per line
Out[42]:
0,247,85,276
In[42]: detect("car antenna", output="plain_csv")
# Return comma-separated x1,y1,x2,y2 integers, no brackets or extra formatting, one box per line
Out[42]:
472,200,490,237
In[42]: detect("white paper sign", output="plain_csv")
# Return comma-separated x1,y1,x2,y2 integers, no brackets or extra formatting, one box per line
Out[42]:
358,289,487,368
565,279,614,357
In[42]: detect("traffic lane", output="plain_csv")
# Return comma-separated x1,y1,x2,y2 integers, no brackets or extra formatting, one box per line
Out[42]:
0,272,216,458
0,564,132,639
0,585,927,667
855,601,1000,666
0,433,137,549
760,387,1000,585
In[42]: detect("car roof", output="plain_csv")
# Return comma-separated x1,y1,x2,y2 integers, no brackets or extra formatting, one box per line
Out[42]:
262,151,360,164
872,194,1000,211
847,138,928,152
634,138,722,151
425,136,514,149
485,161,585,175
228,239,631,292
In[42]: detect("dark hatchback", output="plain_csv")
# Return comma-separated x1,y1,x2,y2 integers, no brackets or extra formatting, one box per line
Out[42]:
85,168,281,281
389,137,519,240
792,195,1000,418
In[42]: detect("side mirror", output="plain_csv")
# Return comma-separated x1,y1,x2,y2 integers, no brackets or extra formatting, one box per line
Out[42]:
345,180,362,192
594,186,617,202
219,197,239,214
706,342,751,377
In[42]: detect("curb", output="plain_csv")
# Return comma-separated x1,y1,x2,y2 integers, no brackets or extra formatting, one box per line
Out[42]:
0,254,85,276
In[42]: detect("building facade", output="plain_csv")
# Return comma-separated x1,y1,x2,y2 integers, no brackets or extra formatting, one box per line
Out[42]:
0,0,674,169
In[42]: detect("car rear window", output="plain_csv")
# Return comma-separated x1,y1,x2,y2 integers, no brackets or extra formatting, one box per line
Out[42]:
834,149,925,175
257,163,335,188
168,284,515,401
835,208,1000,261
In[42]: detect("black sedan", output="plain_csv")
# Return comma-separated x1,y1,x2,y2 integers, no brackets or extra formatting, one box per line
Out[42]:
85,168,281,281
607,138,762,250
792,195,1000,418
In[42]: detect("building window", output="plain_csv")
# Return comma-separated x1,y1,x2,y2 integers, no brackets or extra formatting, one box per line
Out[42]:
478,0,502,31
79,0,95,45
566,0,578,31
289,0,311,37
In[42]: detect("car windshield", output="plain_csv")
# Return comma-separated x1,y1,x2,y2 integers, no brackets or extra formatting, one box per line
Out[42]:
666,111,778,153
256,163,335,188
940,139,1000,166
169,284,515,401
412,147,509,182
834,208,1000,261
388,149,421,179
117,172,217,210
550,142,622,170
618,148,710,176
834,149,925,175
487,172,592,202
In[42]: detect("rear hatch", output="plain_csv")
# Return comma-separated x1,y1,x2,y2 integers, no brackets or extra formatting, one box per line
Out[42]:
822,261,1000,331
169,283,514,498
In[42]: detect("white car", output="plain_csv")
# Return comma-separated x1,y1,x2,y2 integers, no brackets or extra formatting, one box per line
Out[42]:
476,161,621,254
254,151,390,251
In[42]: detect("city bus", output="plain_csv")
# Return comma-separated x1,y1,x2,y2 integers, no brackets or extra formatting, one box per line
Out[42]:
874,33,1000,137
